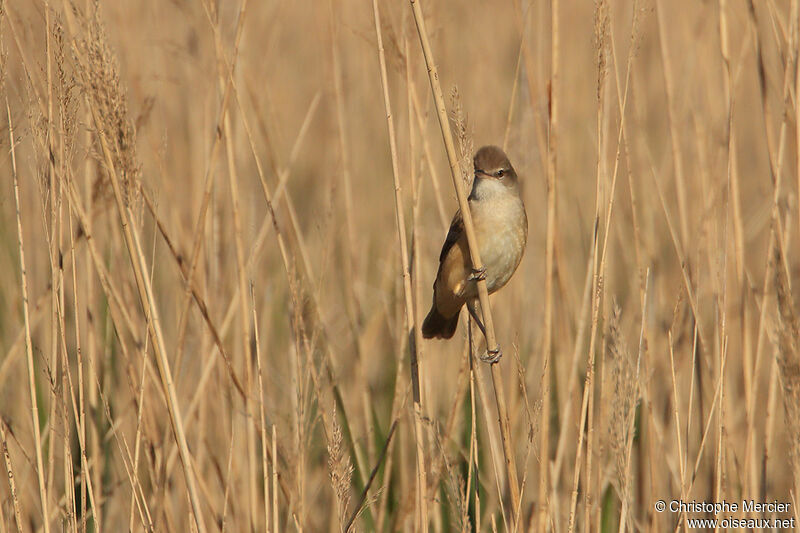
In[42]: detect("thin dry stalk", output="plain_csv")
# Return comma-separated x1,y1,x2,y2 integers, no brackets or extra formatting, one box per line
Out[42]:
410,85,449,229
567,0,613,529
154,87,321,485
75,289,157,530
273,424,279,533
81,65,101,533
43,5,62,513
328,0,362,331
138,187,246,399
8,98,51,533
509,0,549,181
201,90,319,341
671,333,729,513
53,227,77,533
172,0,248,374
538,0,561,527
56,5,211,529
566,261,601,533
216,35,347,513
774,248,800,500
234,82,344,527
648,152,706,354
408,0,522,524
87,66,209,533
128,328,150,532
721,58,750,507
116,193,158,532
423,341,472,505
372,1,429,530
470,339,510,528
65,184,99,532
0,292,50,396
345,420,398,532
654,0,690,248
373,307,419,530
669,329,688,488
220,419,236,531
60,174,160,529
606,33,650,524
503,38,525,152
795,0,800,251
608,3,646,295
466,326,480,531
583,2,611,529
251,286,272,532
552,250,594,483
0,419,23,533
746,3,796,506
157,74,314,516
407,33,434,530
217,38,259,533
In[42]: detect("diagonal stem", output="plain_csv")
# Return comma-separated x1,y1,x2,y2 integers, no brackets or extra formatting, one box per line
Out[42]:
408,0,521,522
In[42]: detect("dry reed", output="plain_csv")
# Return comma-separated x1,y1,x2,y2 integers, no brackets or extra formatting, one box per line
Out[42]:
3,0,800,531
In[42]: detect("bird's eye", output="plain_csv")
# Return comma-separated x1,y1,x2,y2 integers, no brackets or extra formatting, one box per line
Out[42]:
496,169,506,178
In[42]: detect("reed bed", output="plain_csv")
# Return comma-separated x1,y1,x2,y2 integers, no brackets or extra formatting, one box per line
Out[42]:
1,0,799,531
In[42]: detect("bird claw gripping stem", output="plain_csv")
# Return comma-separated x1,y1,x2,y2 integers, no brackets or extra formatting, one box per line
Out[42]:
480,345,502,364
468,266,487,282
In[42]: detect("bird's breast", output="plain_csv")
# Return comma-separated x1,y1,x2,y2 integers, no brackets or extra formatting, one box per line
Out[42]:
470,194,528,293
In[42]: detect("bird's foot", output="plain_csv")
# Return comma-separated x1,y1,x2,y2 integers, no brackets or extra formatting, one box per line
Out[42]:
480,345,502,364
468,266,487,282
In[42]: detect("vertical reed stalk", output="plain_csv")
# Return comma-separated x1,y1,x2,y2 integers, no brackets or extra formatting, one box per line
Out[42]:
538,0,559,528
172,0,248,373
251,286,271,532
372,1,429,530
0,418,23,533
271,423,278,532
219,44,259,531
96,119,208,533
654,0,690,247
8,99,51,533
408,0,522,524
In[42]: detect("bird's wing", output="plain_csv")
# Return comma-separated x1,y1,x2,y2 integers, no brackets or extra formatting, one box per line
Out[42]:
438,209,464,264
432,209,471,309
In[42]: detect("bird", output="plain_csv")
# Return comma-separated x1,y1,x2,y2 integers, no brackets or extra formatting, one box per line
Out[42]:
421,145,528,344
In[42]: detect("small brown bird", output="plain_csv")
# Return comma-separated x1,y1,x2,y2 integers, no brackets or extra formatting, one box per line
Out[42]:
422,145,528,340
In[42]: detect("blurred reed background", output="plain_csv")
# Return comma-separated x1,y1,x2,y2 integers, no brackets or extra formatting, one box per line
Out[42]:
0,0,799,531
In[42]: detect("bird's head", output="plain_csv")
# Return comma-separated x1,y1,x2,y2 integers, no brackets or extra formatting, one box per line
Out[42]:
473,145,518,186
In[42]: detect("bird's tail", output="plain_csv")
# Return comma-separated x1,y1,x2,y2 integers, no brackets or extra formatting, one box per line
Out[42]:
422,305,460,339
